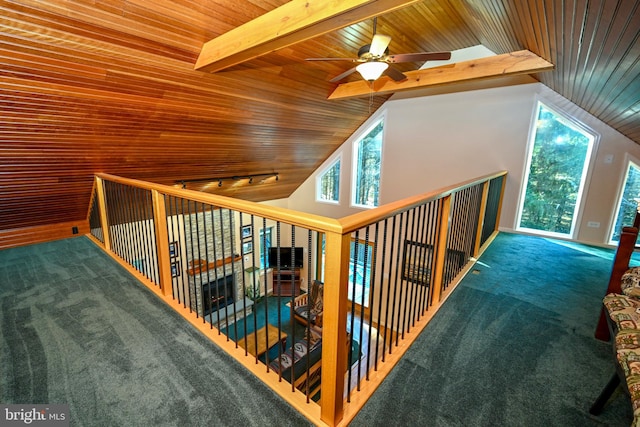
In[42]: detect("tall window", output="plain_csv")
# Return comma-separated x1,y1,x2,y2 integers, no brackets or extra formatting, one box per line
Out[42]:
517,102,596,237
258,227,272,269
610,159,640,243
348,239,373,308
353,120,384,208
317,158,340,203
317,235,373,308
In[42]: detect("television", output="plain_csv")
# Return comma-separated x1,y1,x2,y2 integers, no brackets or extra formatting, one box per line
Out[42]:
268,247,303,269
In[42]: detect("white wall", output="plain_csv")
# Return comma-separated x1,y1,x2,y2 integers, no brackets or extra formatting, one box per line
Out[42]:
286,81,640,246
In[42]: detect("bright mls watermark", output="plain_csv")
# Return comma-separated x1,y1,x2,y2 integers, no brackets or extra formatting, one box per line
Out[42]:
1,404,69,426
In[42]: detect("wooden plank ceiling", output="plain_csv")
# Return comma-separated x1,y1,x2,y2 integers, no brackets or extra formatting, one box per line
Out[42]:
1,0,640,233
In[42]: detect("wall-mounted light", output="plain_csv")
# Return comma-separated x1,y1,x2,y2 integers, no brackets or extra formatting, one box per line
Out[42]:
177,172,279,189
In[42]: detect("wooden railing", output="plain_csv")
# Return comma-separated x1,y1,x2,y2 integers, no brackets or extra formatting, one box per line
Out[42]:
86,170,506,426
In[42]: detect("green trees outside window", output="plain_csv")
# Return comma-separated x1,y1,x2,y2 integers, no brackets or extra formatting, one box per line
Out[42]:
611,161,640,243
317,159,340,203
353,120,384,208
259,227,272,270
517,102,595,236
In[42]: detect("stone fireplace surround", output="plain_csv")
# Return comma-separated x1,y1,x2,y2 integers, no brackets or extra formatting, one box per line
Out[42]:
184,208,253,329
187,260,253,328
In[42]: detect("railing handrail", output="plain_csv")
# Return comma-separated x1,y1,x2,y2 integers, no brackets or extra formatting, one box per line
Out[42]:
90,170,508,427
338,170,508,233
96,170,508,235
96,173,343,234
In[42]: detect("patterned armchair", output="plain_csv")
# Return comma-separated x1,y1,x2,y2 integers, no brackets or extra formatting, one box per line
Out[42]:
592,256,640,424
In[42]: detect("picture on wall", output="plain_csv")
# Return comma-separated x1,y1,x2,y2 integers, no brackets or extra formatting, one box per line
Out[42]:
171,261,181,278
169,241,179,258
402,240,433,286
242,241,253,254
241,225,252,239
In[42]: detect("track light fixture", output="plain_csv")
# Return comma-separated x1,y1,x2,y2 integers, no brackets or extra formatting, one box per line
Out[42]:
177,172,279,189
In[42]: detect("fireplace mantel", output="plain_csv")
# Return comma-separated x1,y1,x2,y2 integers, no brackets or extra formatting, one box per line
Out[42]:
187,255,242,276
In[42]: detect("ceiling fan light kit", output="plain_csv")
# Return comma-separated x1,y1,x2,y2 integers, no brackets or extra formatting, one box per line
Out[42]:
356,61,389,81
307,18,452,84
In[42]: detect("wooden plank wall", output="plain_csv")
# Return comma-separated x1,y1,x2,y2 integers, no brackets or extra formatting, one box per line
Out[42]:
0,220,90,250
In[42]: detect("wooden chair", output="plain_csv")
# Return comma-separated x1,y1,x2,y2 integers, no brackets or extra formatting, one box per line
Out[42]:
291,279,324,331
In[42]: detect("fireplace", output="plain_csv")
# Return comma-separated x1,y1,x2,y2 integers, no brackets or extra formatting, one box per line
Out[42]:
202,274,235,316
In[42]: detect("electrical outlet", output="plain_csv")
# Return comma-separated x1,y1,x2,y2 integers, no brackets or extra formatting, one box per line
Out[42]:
587,221,600,228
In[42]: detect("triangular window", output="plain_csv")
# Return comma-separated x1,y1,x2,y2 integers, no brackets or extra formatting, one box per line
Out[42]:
317,158,341,203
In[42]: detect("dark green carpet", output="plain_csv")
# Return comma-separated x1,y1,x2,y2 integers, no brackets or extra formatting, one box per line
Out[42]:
350,232,634,426
1,233,636,426
0,237,312,426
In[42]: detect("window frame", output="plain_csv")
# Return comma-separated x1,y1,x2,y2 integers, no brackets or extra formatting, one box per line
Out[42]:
515,99,599,239
315,155,342,204
609,153,640,244
315,234,374,308
258,226,273,270
351,117,385,209
348,238,374,308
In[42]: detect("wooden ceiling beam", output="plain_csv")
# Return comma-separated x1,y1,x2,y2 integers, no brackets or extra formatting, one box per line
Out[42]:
328,50,554,100
195,0,420,73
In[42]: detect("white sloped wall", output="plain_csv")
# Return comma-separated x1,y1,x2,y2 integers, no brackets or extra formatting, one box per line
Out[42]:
286,81,640,246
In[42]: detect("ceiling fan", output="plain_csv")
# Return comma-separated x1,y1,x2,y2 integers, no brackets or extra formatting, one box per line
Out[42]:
306,18,452,83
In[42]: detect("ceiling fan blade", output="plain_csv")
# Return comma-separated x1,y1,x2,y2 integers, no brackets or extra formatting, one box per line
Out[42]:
329,67,358,83
386,52,452,63
369,34,391,57
306,57,358,62
384,66,407,82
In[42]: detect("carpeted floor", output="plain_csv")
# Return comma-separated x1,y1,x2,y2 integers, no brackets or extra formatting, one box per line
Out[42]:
0,233,635,426
0,237,312,426
350,233,634,426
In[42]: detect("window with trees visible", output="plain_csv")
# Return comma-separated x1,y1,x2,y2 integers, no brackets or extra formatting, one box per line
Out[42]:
352,120,384,208
317,158,340,203
610,158,640,243
258,227,272,270
517,101,596,237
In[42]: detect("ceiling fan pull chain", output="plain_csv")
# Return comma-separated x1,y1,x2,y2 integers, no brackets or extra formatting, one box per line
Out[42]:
369,82,374,113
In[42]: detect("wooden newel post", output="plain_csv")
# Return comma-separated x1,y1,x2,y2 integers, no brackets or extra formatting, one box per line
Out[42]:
473,181,490,258
430,195,452,305
152,190,173,297
319,230,351,426
95,176,111,252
